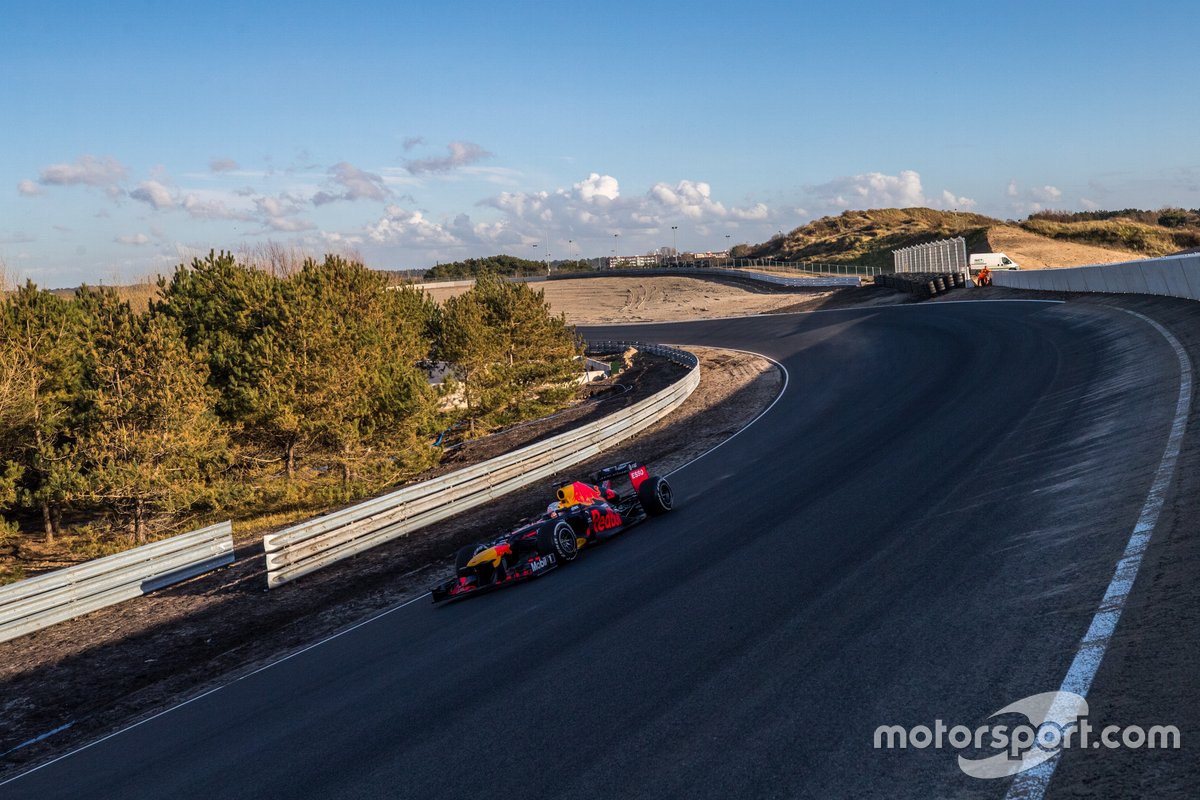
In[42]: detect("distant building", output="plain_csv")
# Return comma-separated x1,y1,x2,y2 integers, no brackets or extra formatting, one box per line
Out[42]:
603,254,664,268
680,251,730,262
600,250,731,268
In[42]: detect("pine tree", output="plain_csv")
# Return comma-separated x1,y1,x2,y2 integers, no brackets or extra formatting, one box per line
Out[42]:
438,274,581,433
240,256,437,487
0,282,86,541
154,251,281,422
0,358,23,547
74,288,228,543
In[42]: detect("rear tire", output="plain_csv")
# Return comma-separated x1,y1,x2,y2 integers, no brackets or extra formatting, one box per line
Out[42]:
537,520,579,563
637,475,673,516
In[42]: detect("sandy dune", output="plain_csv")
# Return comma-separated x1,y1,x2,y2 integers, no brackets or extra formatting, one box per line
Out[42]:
986,225,1141,269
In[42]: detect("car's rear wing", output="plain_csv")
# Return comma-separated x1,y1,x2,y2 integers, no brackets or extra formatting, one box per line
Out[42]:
590,461,651,493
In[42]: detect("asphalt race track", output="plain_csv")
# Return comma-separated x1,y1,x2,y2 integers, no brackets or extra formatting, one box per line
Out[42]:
2,301,1190,799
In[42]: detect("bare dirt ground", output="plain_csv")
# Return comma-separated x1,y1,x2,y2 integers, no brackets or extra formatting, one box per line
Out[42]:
424,275,847,323
0,346,783,777
985,224,1142,269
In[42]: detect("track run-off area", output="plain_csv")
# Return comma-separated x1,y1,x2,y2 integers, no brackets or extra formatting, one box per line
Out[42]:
3,298,1196,798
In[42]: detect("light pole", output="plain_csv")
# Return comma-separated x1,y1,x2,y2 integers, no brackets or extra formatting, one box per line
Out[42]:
671,226,678,266
725,234,731,266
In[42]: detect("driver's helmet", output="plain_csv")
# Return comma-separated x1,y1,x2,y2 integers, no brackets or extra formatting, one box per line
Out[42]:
547,501,561,514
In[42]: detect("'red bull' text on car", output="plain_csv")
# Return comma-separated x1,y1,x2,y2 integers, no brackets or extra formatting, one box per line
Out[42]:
430,461,674,603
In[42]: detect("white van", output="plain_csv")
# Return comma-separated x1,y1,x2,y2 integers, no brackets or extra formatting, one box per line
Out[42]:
969,253,1019,272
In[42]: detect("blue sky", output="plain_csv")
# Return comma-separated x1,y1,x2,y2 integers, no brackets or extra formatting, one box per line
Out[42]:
3,0,1198,286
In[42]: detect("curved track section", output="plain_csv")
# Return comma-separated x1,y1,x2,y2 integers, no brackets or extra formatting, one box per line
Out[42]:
1,301,1186,799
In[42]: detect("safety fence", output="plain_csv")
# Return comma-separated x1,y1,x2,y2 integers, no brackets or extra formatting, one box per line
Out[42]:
718,261,881,277
893,237,968,273
0,521,234,643
262,342,700,588
992,254,1200,299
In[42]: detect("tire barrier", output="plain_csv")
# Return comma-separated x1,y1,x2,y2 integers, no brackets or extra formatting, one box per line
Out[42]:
875,271,968,300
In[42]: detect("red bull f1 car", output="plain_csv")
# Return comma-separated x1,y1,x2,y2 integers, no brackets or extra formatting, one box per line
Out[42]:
430,461,674,603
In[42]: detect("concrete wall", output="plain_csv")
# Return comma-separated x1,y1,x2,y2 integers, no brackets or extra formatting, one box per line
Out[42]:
992,255,1200,300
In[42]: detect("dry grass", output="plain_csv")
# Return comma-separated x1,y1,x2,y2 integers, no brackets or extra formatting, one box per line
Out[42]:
751,208,997,267
1019,218,1200,257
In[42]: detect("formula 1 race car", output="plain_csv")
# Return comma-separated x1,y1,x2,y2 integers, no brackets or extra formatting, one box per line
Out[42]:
430,461,674,603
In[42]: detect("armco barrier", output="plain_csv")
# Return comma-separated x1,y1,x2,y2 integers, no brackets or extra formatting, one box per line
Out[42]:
263,343,700,588
992,254,1200,300
410,267,860,292
0,521,234,643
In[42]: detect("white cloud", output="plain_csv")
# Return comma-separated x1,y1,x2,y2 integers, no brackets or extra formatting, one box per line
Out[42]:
130,179,176,210
406,141,493,174
402,136,425,152
1007,181,1064,214
361,172,780,258
263,216,314,233
576,173,620,204
254,193,314,231
209,158,239,173
730,203,771,221
17,179,43,197
806,169,926,210
940,189,977,209
182,192,255,221
38,155,128,188
115,233,150,246
649,180,727,220
367,206,461,246
1030,185,1062,203
0,231,36,244
312,161,390,205
1080,197,1100,211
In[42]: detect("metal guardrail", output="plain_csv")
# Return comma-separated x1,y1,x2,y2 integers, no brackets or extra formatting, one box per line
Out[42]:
0,521,234,644
545,267,860,287
409,267,862,292
703,268,860,288
585,342,699,369
262,342,701,588
992,254,1200,299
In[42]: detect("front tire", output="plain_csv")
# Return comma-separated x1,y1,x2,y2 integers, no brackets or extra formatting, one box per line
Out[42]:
637,475,673,515
537,520,579,563
456,543,494,585
455,543,486,576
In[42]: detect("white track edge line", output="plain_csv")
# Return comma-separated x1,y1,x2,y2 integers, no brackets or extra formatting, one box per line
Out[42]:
1004,309,1192,800
0,592,430,787
666,348,789,478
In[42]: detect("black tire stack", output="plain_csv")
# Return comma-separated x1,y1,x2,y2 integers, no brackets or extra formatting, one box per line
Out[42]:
875,271,968,300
